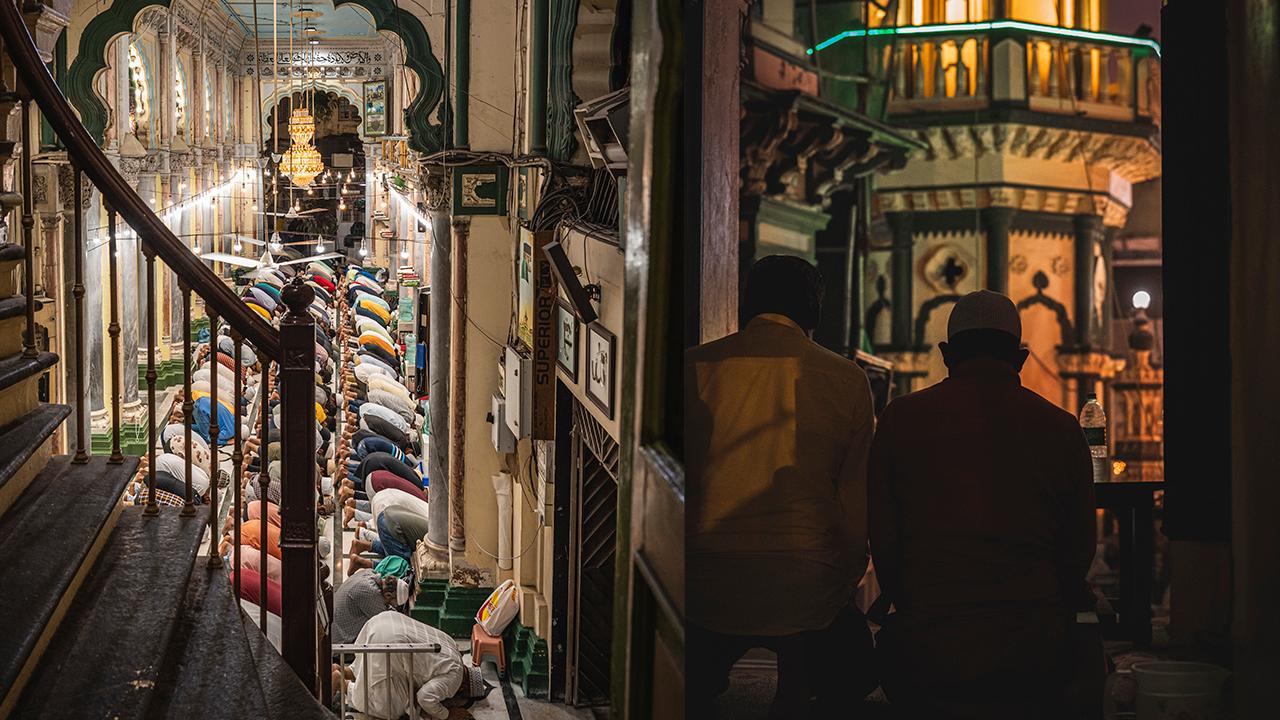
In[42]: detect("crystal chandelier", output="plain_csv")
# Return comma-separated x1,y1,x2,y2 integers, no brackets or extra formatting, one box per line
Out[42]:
280,107,324,187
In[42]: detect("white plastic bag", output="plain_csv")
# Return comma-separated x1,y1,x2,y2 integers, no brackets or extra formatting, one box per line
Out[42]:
476,579,520,636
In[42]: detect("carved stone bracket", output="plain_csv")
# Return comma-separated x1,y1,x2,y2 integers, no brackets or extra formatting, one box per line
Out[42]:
742,85,914,209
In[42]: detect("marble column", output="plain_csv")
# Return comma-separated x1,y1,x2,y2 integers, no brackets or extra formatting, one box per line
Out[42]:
192,37,204,147
158,22,173,148
158,173,172,347
86,191,105,414
363,144,376,242
111,37,129,152
170,171,188,348
119,175,152,406
59,166,92,450
425,171,451,558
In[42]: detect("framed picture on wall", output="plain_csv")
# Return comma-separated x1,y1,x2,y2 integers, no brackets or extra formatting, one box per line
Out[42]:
363,79,388,137
586,322,615,419
556,299,579,382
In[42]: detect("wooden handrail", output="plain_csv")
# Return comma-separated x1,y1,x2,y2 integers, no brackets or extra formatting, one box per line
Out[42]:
0,0,280,359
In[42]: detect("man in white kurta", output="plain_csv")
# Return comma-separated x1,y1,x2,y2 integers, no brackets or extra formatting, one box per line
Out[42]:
347,611,464,720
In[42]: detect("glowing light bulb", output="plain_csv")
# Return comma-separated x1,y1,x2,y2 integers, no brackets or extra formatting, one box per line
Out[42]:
339,202,347,211
400,247,409,259
1132,290,1151,310
358,246,368,258
192,245,202,256
251,204,258,211
270,232,283,252
233,241,243,252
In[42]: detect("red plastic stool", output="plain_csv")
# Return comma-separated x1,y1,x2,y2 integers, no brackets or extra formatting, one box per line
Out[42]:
470,623,507,677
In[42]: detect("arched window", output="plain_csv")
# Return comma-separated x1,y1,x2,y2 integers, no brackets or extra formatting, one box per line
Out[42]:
127,41,151,143
204,64,214,137
174,58,188,139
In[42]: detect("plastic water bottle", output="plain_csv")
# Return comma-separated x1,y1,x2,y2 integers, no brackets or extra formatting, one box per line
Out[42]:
1079,393,1109,483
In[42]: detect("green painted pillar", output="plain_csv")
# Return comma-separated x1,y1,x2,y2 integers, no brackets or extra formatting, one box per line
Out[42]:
530,0,548,154
455,0,470,148
981,206,1015,295
886,211,915,348
1073,213,1102,348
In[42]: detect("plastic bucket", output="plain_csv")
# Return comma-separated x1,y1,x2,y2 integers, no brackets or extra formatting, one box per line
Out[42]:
1131,661,1230,720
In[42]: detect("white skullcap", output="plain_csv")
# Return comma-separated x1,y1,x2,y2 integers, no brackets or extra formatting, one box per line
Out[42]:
947,290,1021,341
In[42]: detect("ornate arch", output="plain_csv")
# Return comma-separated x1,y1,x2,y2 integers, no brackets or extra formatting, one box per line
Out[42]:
68,0,447,154
260,81,364,141
336,0,445,154
1016,280,1074,346
914,293,961,348
65,0,173,144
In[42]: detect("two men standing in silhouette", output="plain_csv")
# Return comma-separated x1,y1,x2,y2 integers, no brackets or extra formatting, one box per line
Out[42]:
687,256,1097,718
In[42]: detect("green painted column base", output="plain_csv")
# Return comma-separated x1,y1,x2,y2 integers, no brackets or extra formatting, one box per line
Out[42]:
411,581,491,638
504,621,549,699
143,359,187,391
410,581,549,699
190,316,209,340
90,419,148,457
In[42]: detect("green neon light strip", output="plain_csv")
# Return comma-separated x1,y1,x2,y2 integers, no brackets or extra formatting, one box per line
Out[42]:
807,20,1161,57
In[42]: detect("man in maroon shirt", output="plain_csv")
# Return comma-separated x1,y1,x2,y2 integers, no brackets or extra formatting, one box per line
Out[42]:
869,290,1097,718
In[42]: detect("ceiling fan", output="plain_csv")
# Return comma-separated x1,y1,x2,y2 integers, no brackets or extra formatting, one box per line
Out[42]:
255,206,328,219
201,248,342,270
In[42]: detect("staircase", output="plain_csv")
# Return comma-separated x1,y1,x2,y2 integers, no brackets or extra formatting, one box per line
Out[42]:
0,239,329,719
0,0,330,716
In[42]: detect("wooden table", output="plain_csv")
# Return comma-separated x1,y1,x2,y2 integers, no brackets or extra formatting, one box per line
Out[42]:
1094,481,1163,645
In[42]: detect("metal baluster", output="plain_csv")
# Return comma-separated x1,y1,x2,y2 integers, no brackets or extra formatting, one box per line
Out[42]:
107,205,123,463
233,333,244,598
143,245,158,514
181,283,195,515
260,361,270,632
20,99,36,359
207,312,221,567
72,165,88,464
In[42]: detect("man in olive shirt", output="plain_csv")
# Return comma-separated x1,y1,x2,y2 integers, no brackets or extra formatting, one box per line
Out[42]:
869,290,1097,717
687,256,877,718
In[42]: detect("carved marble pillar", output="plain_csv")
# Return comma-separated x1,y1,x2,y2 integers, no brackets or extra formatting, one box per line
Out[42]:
111,36,129,151
86,190,105,416
169,171,188,349
158,172,173,347
158,21,174,149
213,60,224,146
192,35,205,147
58,165,92,445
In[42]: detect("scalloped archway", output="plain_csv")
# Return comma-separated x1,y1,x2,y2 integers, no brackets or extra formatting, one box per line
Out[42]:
66,0,445,153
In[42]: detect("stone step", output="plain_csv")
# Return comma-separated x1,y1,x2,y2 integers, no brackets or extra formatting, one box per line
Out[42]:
0,403,70,517
0,455,135,716
0,351,58,428
9,507,205,719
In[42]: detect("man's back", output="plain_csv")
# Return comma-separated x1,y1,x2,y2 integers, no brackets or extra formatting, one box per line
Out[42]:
869,357,1096,688
687,314,875,636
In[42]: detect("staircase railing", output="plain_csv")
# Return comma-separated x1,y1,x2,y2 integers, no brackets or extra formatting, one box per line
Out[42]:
0,0,321,696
